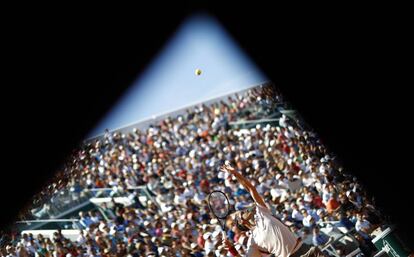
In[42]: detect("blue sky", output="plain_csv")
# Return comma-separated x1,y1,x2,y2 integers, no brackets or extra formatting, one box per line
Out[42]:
88,14,268,138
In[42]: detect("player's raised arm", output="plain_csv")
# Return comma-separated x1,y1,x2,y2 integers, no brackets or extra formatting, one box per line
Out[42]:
220,163,267,208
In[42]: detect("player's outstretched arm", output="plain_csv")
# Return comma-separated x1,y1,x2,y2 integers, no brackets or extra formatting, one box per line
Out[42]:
220,163,267,208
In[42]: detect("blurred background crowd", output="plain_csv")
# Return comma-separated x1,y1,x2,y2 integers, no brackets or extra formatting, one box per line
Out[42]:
0,85,388,257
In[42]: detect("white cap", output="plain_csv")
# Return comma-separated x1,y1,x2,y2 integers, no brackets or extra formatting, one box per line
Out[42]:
99,222,107,231
139,232,149,237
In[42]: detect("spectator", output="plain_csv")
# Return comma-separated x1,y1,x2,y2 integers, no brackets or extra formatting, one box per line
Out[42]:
312,226,329,247
302,209,315,228
325,194,341,214
78,211,94,229
355,212,372,240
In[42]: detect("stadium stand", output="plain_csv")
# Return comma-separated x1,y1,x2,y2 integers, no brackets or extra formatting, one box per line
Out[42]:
1,83,409,257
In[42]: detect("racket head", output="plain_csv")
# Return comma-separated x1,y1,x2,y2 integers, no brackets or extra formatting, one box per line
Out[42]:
207,190,231,219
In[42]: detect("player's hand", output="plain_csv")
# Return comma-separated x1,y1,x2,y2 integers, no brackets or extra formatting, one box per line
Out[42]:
222,238,233,250
220,162,235,174
222,239,241,257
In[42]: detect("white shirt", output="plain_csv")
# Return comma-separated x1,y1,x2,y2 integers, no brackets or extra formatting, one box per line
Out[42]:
302,215,314,228
247,205,300,257
279,115,287,128
322,190,332,204
26,243,37,255
304,193,313,203
270,188,287,199
173,193,186,205
302,176,315,188
355,219,371,232
204,239,215,254
292,209,304,221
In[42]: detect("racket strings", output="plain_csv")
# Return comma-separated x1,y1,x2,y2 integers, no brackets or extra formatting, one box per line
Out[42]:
208,191,230,219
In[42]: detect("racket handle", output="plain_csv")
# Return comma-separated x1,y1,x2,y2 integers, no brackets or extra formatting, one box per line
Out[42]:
221,230,226,238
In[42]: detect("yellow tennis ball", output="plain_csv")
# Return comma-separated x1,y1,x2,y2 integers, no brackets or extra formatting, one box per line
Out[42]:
195,69,202,76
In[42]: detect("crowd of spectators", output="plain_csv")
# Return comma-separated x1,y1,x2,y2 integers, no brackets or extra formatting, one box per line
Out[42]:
1,84,384,257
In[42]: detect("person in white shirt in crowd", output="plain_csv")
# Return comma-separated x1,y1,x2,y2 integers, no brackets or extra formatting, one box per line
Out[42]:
279,114,288,128
355,212,372,240
300,209,313,227
291,203,304,223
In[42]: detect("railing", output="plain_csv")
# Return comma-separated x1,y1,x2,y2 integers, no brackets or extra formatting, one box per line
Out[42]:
87,185,160,212
30,184,157,219
372,248,388,257
305,221,361,257
320,229,359,257
21,186,157,230
16,219,82,231
228,107,299,130
87,186,162,221
229,118,280,128
16,219,80,223
31,188,94,219
86,186,157,204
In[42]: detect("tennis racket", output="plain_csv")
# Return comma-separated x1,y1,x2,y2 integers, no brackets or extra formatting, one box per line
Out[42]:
207,190,231,235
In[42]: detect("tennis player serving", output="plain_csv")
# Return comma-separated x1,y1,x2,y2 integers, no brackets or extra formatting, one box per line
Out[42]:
220,162,326,257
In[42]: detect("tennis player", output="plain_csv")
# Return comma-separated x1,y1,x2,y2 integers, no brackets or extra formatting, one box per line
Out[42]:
220,163,326,257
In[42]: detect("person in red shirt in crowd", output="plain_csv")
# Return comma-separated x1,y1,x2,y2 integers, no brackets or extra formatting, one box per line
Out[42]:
197,227,205,248
325,194,341,214
312,192,325,209
178,169,187,179
200,178,210,193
